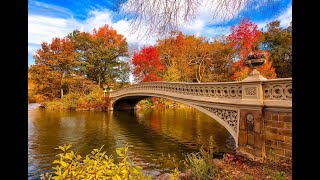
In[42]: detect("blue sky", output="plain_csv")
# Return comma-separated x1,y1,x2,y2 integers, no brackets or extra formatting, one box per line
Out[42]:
28,0,292,66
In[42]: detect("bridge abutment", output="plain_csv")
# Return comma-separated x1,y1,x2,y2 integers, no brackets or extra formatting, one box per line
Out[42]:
238,108,292,160
238,108,265,158
263,108,292,159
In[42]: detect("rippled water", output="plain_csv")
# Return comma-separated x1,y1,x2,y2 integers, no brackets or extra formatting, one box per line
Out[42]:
28,103,235,179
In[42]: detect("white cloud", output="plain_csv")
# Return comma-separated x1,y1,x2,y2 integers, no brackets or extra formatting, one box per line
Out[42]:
28,15,82,45
82,10,113,32
112,20,157,48
28,10,159,64
257,21,268,31
254,4,292,31
277,5,292,28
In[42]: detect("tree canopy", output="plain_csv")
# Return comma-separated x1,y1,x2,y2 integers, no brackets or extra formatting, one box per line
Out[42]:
132,46,165,82
29,24,130,100
262,20,292,78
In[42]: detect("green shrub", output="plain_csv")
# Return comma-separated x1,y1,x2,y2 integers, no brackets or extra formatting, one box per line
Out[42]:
45,100,64,110
137,99,153,108
183,150,216,180
41,144,151,180
272,171,286,180
28,90,37,103
44,86,106,111
61,92,81,110
77,87,105,111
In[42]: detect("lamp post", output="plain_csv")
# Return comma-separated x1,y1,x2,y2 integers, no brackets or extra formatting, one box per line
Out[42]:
108,83,113,93
103,83,114,97
103,85,108,97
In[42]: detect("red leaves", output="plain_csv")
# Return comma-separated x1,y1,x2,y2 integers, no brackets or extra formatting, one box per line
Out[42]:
132,46,165,82
228,18,261,60
228,18,277,80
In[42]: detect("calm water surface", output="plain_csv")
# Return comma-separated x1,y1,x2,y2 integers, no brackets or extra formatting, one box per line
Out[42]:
28,103,235,179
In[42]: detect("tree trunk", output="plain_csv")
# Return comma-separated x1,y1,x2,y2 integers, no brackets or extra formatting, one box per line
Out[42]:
61,88,64,99
61,71,65,98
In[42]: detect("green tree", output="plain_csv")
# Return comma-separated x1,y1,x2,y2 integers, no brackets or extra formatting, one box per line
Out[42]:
68,25,130,86
262,20,292,78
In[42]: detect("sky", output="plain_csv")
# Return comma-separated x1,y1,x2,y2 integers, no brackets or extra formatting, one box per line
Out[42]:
28,0,292,66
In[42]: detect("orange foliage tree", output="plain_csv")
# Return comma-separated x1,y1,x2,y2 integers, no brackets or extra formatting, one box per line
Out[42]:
157,32,235,82
30,37,76,100
30,24,130,101
228,18,276,80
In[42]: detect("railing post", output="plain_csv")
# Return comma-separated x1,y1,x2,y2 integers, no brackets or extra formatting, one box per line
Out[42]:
237,70,266,159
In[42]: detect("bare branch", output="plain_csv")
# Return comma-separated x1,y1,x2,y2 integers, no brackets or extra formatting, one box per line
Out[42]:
116,0,275,40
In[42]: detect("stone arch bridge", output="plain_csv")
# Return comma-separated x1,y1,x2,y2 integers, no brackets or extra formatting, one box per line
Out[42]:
108,77,292,159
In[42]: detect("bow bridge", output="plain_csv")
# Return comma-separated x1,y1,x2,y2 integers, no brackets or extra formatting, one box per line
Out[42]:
108,75,292,159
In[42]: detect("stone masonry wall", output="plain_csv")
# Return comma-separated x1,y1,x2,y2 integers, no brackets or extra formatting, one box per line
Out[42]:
238,109,264,158
238,108,292,160
264,109,292,159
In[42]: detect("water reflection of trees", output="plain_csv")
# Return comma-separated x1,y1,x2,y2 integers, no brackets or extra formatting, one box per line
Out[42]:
135,107,235,152
28,105,235,178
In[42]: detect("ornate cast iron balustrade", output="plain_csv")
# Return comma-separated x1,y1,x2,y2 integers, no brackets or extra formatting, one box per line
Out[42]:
262,78,292,101
111,81,243,99
111,78,292,106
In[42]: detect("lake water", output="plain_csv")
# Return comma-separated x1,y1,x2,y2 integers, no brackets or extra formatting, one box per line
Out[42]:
28,103,235,179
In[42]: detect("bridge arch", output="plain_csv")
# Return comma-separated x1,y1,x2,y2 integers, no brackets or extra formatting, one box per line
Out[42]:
111,93,239,146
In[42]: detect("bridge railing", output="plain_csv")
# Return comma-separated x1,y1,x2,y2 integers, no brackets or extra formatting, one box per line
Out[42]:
111,78,292,107
262,78,292,107
111,81,243,99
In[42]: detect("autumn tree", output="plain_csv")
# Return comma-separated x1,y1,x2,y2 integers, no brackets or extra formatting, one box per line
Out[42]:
30,24,130,102
228,18,277,80
228,18,262,60
68,25,130,86
132,46,165,82
156,32,235,82
156,31,186,82
262,20,292,78
29,37,77,99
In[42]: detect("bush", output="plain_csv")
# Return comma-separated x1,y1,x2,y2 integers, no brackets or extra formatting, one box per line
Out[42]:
137,99,153,108
183,148,217,180
77,87,105,111
45,101,64,110
272,171,286,180
44,86,106,111
41,144,151,180
28,91,37,103
62,92,81,110
34,94,50,103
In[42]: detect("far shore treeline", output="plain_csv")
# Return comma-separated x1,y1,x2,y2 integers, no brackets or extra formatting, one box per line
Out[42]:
28,18,291,110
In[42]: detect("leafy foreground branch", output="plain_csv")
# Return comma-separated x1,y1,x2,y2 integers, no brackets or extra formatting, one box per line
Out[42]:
41,144,151,180
42,144,291,180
